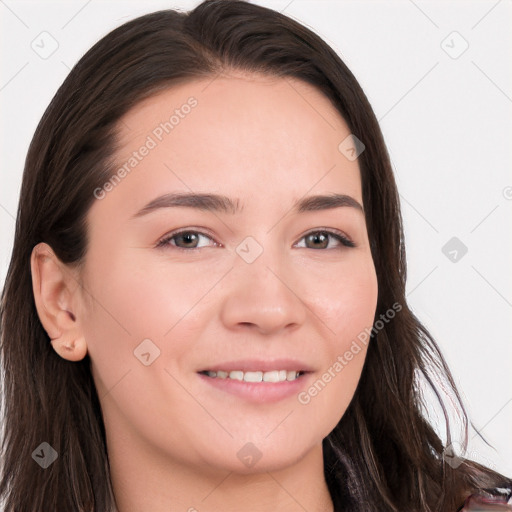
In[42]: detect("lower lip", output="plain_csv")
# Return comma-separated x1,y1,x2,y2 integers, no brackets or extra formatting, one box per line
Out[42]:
197,372,312,403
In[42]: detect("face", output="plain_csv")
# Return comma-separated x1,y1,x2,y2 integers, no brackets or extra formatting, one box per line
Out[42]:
75,72,378,475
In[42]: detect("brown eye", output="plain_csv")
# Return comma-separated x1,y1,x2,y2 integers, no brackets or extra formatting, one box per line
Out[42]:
305,232,329,249
174,232,200,248
156,230,216,250
296,230,355,250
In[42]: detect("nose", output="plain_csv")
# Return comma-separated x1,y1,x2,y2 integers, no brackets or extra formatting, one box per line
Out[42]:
219,247,307,336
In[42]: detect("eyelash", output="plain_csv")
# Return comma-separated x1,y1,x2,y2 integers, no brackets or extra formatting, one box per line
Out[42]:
156,228,356,251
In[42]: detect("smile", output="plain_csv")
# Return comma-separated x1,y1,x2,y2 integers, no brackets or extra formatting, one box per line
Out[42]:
199,369,304,382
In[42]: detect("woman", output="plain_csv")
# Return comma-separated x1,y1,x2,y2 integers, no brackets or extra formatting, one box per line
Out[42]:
0,1,510,510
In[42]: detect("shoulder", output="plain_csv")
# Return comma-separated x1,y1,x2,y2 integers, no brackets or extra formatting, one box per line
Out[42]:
457,481,512,511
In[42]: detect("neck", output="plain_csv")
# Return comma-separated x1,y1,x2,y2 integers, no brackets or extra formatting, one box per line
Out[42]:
108,433,334,512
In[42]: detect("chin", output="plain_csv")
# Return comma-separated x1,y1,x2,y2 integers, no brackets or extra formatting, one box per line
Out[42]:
202,436,318,475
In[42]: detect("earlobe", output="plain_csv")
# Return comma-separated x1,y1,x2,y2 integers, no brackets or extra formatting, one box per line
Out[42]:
30,242,88,362
49,311,88,362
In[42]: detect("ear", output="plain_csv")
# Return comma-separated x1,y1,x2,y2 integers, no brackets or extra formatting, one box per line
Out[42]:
30,242,87,361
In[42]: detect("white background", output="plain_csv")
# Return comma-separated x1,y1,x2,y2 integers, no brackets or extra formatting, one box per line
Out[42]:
1,0,511,477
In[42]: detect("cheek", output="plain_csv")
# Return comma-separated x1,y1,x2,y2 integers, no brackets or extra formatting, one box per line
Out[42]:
306,255,378,342
78,250,231,391
81,247,221,337
297,256,377,415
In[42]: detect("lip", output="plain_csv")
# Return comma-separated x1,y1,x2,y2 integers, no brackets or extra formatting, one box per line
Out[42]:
197,371,314,404
197,358,315,373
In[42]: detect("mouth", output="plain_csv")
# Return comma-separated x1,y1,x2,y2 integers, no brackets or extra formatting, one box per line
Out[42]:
196,359,314,403
198,369,307,382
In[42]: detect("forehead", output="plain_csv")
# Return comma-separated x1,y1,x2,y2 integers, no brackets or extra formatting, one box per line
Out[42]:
95,73,362,218
118,71,346,138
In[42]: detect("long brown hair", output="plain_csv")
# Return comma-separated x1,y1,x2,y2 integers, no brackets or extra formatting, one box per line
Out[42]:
0,1,509,510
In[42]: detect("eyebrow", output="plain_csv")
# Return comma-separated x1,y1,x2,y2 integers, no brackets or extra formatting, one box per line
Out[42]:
131,192,364,219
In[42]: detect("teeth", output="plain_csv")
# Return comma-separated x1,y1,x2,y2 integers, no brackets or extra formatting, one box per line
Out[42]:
264,370,287,382
229,370,244,381
204,369,301,382
242,371,262,382
286,370,299,381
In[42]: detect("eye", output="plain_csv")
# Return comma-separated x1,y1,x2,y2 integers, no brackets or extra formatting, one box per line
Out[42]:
294,229,355,250
156,230,218,250
156,228,355,251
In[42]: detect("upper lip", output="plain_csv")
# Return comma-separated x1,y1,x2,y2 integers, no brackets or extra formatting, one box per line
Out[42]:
198,358,314,373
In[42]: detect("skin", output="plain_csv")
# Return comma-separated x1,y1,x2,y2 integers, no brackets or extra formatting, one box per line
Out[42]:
31,71,378,512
